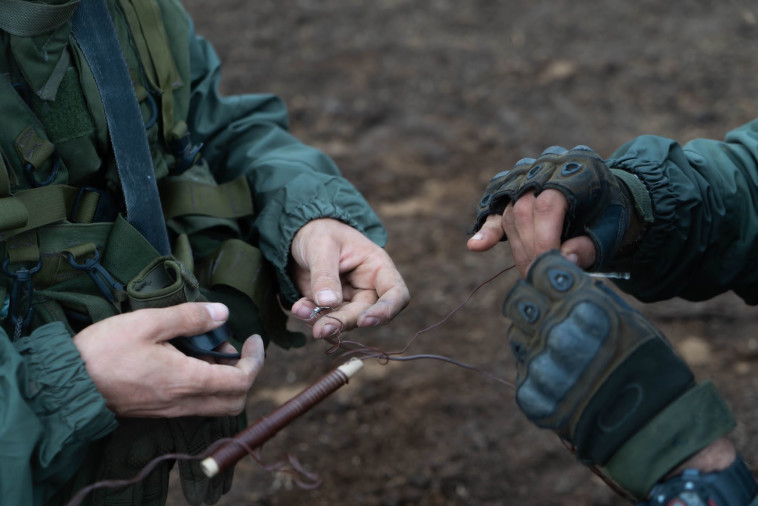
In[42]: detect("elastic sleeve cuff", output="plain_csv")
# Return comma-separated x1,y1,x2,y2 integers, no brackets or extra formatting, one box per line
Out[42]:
15,322,117,461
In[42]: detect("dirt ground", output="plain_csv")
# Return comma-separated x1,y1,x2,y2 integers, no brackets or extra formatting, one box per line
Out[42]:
172,1,758,504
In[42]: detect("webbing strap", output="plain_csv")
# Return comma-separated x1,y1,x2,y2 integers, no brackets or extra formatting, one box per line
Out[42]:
0,0,81,37
117,0,182,142
0,185,99,239
0,152,28,232
199,239,266,310
160,176,254,220
0,153,11,197
601,381,735,499
6,230,39,264
71,0,171,255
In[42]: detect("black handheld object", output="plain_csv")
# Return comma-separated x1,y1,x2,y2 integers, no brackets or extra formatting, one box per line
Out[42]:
171,324,241,359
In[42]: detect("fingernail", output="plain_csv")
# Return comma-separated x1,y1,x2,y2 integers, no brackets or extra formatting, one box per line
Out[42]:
205,303,229,322
320,324,336,338
362,317,380,327
292,305,312,319
471,233,484,241
566,253,579,264
316,290,338,306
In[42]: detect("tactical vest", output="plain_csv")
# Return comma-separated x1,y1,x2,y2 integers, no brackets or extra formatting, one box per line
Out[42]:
0,0,302,504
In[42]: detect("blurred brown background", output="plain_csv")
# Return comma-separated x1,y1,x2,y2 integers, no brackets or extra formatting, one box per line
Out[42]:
172,1,758,504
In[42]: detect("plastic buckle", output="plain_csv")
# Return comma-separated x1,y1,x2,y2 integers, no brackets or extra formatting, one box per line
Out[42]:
67,249,125,303
2,257,42,339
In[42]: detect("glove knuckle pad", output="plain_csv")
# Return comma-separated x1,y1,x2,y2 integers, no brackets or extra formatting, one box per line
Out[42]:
503,281,549,328
516,300,611,425
527,251,586,298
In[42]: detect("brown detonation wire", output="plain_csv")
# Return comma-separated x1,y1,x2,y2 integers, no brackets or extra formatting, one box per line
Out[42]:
317,265,518,390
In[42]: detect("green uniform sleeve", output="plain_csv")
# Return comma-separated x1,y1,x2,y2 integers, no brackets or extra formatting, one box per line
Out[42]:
0,322,117,505
606,118,758,303
184,24,387,305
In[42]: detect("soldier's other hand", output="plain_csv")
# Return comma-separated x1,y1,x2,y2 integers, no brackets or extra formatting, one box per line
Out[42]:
289,218,410,339
467,189,597,275
73,302,264,417
469,146,644,276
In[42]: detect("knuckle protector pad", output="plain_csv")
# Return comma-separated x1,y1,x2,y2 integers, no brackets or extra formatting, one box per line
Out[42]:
474,147,631,267
516,294,613,427
503,251,698,469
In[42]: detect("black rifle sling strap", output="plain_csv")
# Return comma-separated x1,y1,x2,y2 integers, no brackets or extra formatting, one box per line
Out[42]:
72,0,171,255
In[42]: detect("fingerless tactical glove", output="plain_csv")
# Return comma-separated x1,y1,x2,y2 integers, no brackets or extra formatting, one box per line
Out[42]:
503,251,736,499
475,146,653,268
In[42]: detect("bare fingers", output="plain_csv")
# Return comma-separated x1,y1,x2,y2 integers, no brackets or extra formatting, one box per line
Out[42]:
467,213,505,251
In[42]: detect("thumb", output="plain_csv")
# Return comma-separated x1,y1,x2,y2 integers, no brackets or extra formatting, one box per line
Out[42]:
468,214,504,252
561,236,597,270
235,334,265,379
306,239,344,307
144,302,230,344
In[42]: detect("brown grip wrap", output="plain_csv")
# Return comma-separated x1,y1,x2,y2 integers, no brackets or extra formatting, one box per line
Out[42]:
202,360,362,477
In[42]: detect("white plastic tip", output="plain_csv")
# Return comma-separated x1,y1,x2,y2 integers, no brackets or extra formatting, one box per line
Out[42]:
200,457,219,478
337,358,364,378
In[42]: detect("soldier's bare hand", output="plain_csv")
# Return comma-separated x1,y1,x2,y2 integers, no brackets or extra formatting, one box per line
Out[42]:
289,218,410,339
73,303,264,417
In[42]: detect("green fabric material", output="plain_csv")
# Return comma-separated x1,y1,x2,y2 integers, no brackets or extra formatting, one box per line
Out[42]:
0,0,80,37
117,0,182,142
168,417,236,506
8,4,74,101
606,118,758,304
160,175,254,219
15,126,56,170
0,149,11,196
0,185,85,240
196,238,303,349
602,381,736,499
126,256,199,310
0,322,117,506
28,67,92,143
0,197,29,231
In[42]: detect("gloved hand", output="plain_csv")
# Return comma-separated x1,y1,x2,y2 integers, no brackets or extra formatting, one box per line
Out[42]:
170,416,239,506
503,251,735,499
474,146,651,268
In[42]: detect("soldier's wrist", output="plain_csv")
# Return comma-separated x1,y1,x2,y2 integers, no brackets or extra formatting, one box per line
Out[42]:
666,437,736,479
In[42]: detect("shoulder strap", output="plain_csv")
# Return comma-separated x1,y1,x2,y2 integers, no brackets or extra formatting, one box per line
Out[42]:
71,0,171,255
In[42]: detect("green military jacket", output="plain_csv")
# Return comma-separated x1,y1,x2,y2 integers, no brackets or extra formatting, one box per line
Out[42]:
607,118,758,304
0,0,386,504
